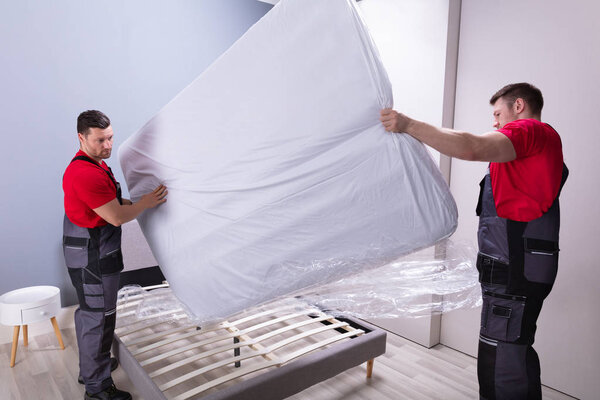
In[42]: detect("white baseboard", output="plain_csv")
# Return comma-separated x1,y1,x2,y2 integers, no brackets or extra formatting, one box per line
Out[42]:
0,305,77,345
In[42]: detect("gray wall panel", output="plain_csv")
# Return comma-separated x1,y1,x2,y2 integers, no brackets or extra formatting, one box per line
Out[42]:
0,0,271,306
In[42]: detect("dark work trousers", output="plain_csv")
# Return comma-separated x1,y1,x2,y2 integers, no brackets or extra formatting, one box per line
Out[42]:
64,213,123,394
70,270,120,394
477,276,554,399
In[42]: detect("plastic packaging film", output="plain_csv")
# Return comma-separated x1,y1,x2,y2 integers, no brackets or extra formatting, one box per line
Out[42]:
117,239,480,330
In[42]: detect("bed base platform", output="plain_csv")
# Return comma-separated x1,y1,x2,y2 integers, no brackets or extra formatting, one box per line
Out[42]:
112,285,387,400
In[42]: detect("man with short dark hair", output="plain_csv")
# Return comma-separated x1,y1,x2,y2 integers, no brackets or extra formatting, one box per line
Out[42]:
63,110,167,400
380,83,567,399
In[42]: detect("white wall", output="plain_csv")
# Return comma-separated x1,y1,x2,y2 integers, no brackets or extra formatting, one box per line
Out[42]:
359,0,449,126
442,0,600,398
0,0,272,306
358,0,459,347
359,0,453,167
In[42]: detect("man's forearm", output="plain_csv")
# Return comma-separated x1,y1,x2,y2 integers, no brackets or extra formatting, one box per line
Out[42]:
380,109,516,163
94,199,148,227
113,201,148,225
94,184,167,226
405,119,480,161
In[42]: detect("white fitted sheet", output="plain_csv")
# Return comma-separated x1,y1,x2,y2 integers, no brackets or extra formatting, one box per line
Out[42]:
119,0,457,323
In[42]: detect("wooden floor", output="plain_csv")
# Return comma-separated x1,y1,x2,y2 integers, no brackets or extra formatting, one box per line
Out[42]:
1,325,576,400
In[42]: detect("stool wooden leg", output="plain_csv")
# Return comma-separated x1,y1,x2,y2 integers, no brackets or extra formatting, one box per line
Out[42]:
366,358,374,378
23,325,28,347
50,317,65,350
10,326,20,367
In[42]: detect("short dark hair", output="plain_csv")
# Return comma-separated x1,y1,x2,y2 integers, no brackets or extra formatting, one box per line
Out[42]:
77,110,111,136
489,83,544,116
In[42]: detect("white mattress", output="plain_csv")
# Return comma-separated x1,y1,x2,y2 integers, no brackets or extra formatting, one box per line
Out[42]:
119,0,457,323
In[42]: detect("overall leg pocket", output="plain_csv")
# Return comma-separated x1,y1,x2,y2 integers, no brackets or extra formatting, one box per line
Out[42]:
480,290,526,342
63,238,89,268
83,283,105,309
80,266,105,311
67,266,104,311
99,248,124,275
101,272,120,312
524,238,559,285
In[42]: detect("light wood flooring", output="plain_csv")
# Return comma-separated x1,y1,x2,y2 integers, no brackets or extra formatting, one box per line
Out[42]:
1,325,576,400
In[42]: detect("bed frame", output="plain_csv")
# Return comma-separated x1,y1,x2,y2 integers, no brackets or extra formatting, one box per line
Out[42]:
112,284,386,399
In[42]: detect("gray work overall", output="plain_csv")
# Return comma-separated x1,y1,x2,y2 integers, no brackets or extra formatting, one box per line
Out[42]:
63,155,124,394
476,164,568,400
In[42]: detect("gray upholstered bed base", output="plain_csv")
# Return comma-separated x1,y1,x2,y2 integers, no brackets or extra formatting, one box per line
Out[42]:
113,317,386,400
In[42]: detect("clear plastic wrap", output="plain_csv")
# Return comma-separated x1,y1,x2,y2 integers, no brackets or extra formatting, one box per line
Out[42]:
117,239,481,328
116,284,326,330
293,238,481,319
116,284,194,330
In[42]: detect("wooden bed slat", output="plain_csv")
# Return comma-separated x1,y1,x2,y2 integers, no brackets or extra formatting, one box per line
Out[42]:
170,329,362,400
148,314,335,379
113,285,386,400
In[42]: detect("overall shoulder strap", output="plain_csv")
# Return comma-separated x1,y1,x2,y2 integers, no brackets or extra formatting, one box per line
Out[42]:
70,156,118,191
70,155,123,204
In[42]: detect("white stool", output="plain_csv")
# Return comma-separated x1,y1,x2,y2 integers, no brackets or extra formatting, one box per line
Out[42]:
0,286,65,367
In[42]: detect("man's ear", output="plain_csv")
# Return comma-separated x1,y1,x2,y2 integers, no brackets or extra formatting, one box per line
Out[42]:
513,98,525,114
77,132,85,145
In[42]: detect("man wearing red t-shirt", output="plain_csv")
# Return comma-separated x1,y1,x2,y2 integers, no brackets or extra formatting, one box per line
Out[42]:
63,110,167,400
380,83,567,400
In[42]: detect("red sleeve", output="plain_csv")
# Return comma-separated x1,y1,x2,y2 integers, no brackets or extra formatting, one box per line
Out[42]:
72,167,117,209
498,119,544,159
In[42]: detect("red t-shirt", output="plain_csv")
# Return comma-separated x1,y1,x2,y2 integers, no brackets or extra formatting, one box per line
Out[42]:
63,150,118,228
490,118,563,222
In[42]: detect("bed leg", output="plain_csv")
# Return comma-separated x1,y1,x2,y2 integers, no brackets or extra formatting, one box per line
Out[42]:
234,337,241,368
366,358,374,378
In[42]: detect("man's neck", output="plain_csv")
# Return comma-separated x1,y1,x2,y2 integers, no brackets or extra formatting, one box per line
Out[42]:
79,149,102,165
517,112,541,121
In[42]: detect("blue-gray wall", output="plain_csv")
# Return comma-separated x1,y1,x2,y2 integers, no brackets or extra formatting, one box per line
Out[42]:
0,0,272,306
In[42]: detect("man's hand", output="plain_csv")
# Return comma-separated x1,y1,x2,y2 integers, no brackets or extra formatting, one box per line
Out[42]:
138,184,168,209
94,184,168,226
380,108,412,133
